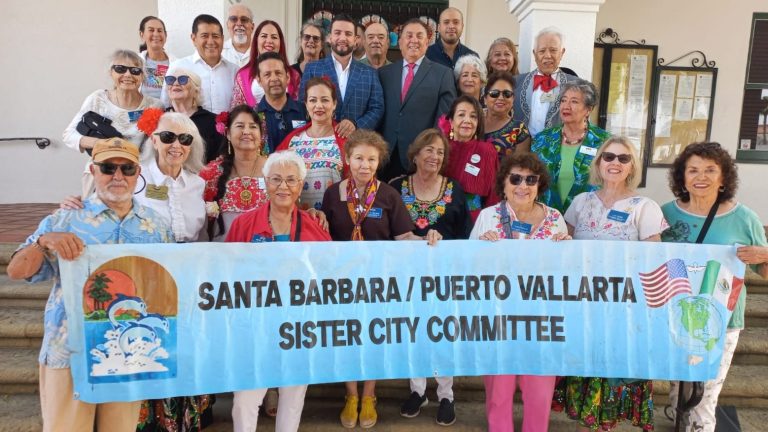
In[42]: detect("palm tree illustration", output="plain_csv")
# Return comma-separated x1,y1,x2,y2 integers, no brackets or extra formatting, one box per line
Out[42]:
88,273,114,312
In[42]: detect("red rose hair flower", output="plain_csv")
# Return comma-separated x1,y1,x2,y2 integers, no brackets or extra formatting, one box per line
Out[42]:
215,111,229,135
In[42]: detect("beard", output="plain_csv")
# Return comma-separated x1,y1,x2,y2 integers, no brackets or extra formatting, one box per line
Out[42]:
332,42,353,57
98,181,133,204
233,33,248,45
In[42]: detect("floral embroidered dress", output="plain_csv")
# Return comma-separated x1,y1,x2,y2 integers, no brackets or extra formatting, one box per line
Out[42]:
199,156,268,241
553,191,668,431
468,200,567,240
484,118,530,161
389,175,472,239
530,123,611,213
276,123,348,210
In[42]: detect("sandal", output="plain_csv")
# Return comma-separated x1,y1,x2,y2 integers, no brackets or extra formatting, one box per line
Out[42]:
264,388,278,418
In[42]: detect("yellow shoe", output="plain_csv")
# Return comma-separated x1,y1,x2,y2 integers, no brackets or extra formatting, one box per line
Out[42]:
340,395,359,428
359,396,378,429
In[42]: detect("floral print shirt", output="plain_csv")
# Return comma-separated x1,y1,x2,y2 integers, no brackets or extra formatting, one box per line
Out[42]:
200,157,268,213
18,196,173,368
469,201,567,240
531,123,611,213
565,192,668,241
485,118,531,161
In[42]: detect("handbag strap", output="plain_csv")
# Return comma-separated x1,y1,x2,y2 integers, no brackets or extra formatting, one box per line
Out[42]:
498,202,515,239
694,200,720,244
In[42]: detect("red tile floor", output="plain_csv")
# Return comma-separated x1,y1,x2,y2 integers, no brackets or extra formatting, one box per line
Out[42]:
0,204,58,243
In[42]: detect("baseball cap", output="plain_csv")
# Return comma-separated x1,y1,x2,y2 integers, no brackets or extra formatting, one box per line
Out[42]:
91,138,140,164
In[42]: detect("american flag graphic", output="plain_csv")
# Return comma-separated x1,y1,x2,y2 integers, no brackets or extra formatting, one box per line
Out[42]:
639,258,692,308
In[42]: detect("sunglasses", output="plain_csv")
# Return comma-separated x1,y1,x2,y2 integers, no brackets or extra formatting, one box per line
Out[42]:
154,131,194,146
111,64,142,76
266,176,301,187
302,34,321,42
164,75,190,86
509,174,539,186
487,89,514,99
94,162,138,176
228,15,252,24
601,152,632,164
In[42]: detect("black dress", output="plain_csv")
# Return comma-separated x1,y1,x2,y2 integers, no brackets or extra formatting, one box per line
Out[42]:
389,175,472,239
166,106,223,163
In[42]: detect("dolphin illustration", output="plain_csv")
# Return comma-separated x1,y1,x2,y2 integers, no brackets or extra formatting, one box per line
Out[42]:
106,294,147,328
136,313,170,334
118,323,157,356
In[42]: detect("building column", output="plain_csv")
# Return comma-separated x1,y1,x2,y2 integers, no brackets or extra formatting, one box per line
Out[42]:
507,0,606,78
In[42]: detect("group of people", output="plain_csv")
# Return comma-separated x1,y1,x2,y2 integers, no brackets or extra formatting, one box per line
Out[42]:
7,4,768,432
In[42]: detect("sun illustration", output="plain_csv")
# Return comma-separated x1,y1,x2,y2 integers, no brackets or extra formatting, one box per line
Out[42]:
82,255,178,320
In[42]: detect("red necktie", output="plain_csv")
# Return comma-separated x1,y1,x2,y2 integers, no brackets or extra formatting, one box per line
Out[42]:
401,63,416,102
533,74,557,92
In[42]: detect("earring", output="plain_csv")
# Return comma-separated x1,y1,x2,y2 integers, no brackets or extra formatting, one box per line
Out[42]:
719,186,725,192
227,140,232,155
449,128,455,140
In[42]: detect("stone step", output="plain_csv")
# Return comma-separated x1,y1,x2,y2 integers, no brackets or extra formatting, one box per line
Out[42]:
0,348,39,395
0,307,43,348
3,392,768,432
0,243,17,266
0,275,49,309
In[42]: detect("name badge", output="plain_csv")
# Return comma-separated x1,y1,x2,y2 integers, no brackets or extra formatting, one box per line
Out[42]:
541,92,557,103
579,146,597,157
257,177,266,189
145,184,169,201
511,220,533,235
367,207,383,219
402,195,416,204
464,163,480,177
292,120,306,129
250,234,270,243
607,209,630,223
128,110,144,123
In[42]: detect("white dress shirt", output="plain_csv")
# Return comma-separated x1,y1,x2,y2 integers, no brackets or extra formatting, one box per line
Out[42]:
529,70,561,136
222,39,251,68
135,158,206,242
162,52,238,113
332,54,352,101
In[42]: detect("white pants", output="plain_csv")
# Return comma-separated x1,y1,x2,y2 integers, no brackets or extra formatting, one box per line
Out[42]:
669,328,740,432
232,385,308,432
409,377,454,401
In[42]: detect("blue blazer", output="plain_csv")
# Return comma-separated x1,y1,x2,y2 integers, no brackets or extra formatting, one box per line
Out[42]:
299,57,384,130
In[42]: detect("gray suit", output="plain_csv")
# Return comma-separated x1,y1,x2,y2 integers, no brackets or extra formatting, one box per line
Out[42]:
513,69,577,135
378,58,456,177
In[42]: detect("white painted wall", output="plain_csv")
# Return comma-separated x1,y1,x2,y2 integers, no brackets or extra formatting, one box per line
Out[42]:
1,0,766,223
0,0,158,204
596,0,767,220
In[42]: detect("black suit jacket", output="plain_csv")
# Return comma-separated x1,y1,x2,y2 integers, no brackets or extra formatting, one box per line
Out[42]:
378,58,456,170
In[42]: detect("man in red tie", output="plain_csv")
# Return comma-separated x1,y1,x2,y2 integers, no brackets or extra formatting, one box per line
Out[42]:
377,18,456,180
513,27,577,136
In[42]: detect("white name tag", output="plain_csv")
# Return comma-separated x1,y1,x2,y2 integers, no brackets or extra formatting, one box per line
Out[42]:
292,120,306,129
464,163,480,177
541,92,557,103
258,178,266,189
579,146,597,156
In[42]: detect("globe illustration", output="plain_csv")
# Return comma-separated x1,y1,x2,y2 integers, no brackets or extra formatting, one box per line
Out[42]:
669,296,724,354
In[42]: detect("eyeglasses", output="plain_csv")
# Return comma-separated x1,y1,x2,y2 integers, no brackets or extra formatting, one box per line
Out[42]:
228,15,252,24
111,65,142,76
509,174,539,186
164,75,190,86
94,162,138,176
487,89,514,99
601,152,632,164
266,176,301,187
154,131,194,146
302,34,321,42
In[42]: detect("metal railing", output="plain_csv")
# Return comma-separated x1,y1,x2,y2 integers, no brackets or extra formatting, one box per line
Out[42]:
0,137,51,149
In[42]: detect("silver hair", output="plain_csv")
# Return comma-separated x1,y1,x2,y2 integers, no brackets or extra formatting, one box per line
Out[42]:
534,27,564,50
109,49,143,70
453,55,488,83
263,150,307,181
165,66,203,107
153,112,205,174
560,79,598,110
227,3,253,19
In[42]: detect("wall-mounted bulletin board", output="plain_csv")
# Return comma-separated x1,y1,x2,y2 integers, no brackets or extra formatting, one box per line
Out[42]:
592,29,658,187
649,51,717,166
